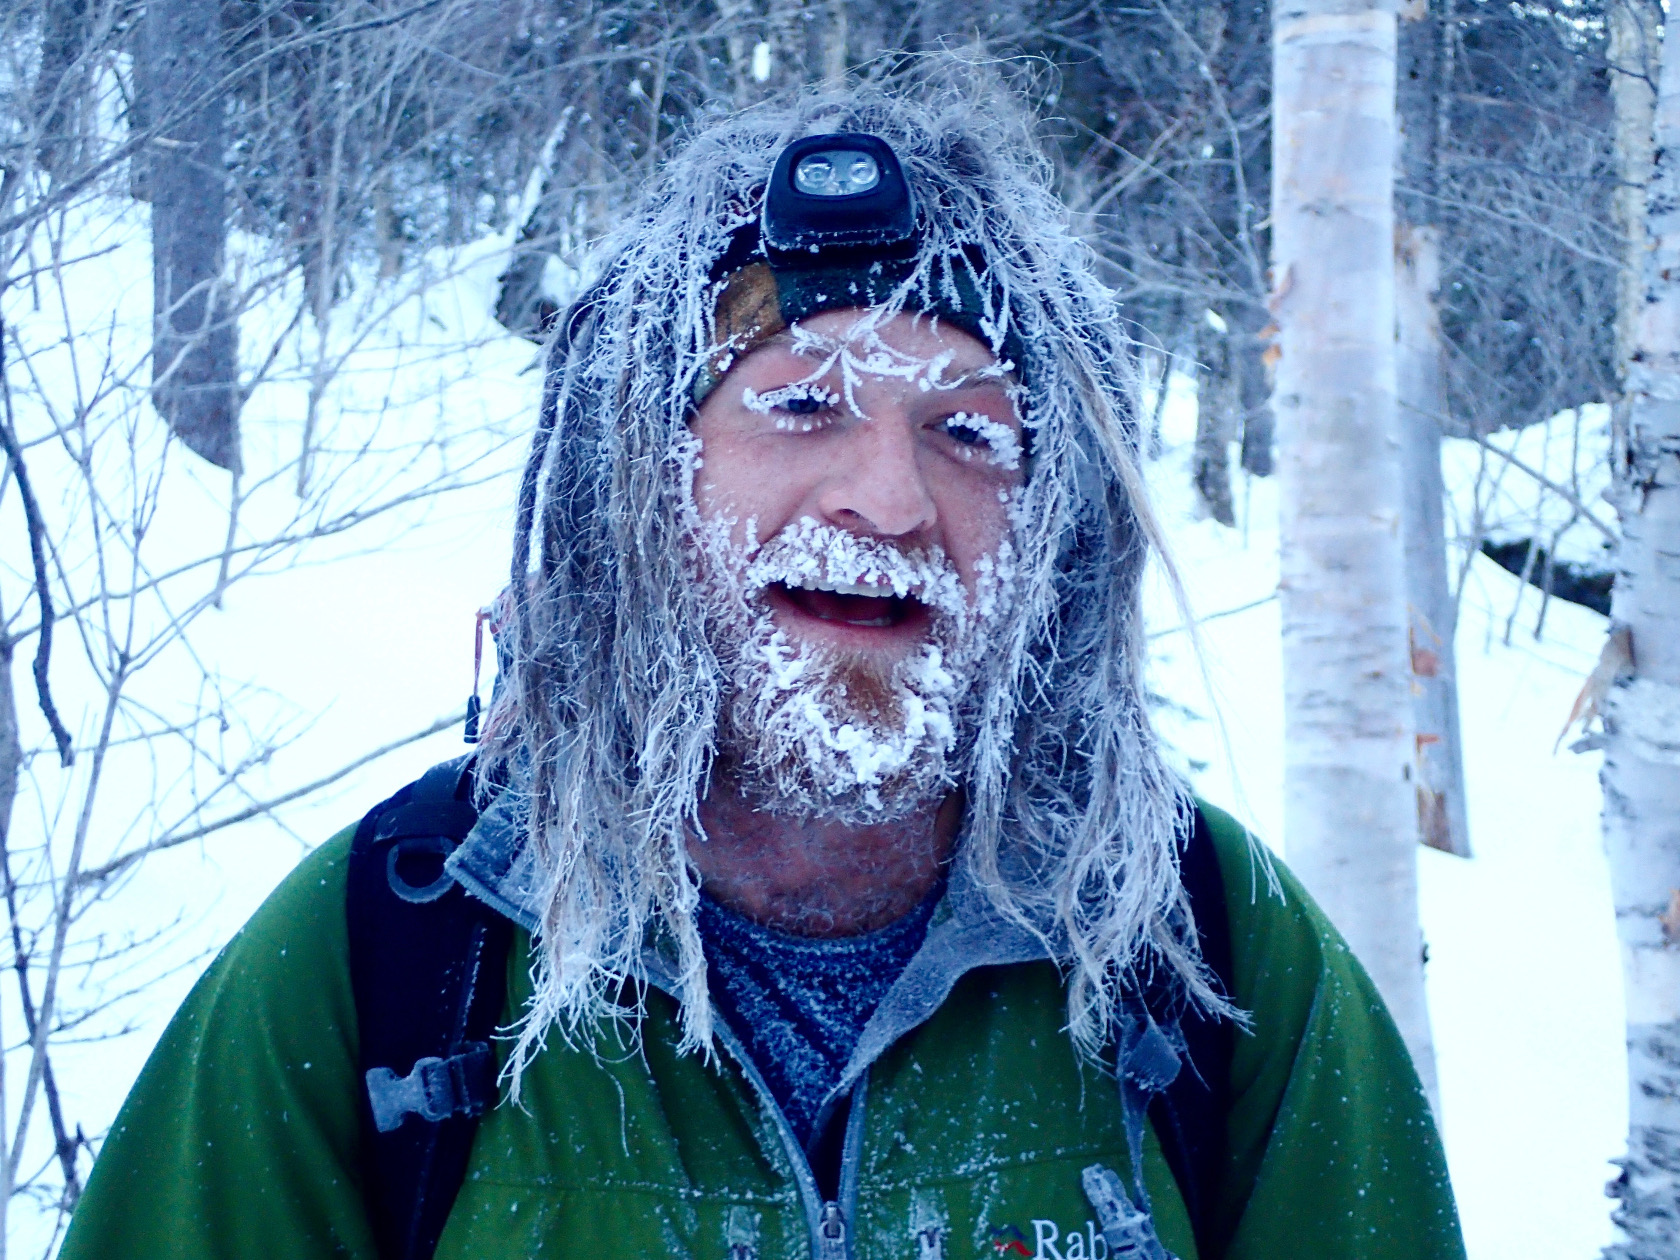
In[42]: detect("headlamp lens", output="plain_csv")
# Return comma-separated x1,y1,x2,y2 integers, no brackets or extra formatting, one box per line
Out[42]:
793,150,881,197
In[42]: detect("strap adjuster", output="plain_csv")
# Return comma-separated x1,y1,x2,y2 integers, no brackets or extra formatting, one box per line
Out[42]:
365,1043,496,1133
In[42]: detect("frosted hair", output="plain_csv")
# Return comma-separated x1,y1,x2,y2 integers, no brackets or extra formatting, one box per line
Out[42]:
482,67,1219,1085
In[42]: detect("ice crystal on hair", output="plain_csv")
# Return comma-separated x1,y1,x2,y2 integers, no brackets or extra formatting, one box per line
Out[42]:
480,66,1222,1089
691,514,991,823
739,516,970,619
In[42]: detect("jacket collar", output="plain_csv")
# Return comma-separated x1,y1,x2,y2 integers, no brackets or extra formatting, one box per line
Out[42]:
444,784,1060,1093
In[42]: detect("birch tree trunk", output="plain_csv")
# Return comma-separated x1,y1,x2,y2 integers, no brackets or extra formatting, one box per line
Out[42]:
1601,16,1680,1253
1396,0,1470,858
1272,0,1438,1105
1610,0,1660,385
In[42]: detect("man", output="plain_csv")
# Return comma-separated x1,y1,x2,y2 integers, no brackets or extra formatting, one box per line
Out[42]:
63,80,1464,1260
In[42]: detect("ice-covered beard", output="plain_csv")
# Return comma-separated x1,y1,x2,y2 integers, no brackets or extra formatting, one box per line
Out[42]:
695,515,1013,825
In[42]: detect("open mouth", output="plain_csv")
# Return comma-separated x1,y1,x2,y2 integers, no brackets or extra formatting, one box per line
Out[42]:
768,581,927,631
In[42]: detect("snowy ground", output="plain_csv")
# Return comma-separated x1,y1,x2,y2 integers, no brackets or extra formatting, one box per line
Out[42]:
3,203,1627,1255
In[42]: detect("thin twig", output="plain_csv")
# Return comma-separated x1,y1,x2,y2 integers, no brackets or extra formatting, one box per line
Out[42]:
1148,590,1278,640
211,474,241,611
1473,430,1618,542
11,662,123,1189
77,710,466,888
0,834,83,1210
0,307,73,765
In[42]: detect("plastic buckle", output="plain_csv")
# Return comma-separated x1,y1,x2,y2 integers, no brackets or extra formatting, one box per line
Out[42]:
365,1043,495,1133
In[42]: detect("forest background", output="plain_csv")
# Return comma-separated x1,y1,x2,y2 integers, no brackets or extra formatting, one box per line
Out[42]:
0,0,1664,1256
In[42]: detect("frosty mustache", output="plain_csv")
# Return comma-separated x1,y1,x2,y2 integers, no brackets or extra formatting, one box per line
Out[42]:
734,516,973,632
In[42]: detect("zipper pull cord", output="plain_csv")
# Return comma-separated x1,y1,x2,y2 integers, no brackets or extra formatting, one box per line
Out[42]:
463,608,490,744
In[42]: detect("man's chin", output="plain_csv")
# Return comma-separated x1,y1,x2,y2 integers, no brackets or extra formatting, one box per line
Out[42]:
825,656,908,728
720,755,950,827
714,665,959,825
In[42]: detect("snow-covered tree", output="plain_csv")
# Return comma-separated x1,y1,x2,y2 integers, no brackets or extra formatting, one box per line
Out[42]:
1271,0,1438,1101
1600,11,1680,1252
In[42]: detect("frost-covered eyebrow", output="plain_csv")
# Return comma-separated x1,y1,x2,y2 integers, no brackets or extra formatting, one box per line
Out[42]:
931,365,1019,390
754,329,1016,388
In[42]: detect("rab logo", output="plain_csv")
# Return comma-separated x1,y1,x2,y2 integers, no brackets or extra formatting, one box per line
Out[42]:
989,1225,1032,1256
991,1220,1112,1260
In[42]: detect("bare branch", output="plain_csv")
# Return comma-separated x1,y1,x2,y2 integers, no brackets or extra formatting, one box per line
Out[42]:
0,305,73,767
1472,430,1618,543
77,710,466,889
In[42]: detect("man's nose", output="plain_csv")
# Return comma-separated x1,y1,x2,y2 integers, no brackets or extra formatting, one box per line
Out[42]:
815,412,937,539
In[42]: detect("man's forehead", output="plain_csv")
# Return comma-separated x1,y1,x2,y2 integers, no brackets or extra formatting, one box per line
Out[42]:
758,310,1011,382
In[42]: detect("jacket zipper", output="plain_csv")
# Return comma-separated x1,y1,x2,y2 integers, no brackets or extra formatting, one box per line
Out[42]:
817,1200,847,1260
815,1069,870,1260
708,1011,868,1259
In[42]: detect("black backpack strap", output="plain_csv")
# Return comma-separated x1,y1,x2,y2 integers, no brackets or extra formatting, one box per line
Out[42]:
1127,803,1237,1259
348,756,516,1260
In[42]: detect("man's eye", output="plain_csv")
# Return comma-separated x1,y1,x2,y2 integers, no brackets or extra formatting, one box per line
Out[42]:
940,410,1000,446
782,393,827,415
742,384,838,419
937,410,1024,471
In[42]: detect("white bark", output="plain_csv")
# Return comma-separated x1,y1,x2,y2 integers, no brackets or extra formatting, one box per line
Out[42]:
1601,16,1680,1254
1611,0,1660,381
1272,0,1438,1106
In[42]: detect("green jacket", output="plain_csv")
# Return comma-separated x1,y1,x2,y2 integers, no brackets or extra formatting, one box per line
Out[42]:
62,801,1463,1260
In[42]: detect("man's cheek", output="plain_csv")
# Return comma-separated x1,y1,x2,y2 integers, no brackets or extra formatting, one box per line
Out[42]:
689,474,734,525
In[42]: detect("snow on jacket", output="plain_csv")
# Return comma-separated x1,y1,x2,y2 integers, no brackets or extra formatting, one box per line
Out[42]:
60,801,1464,1259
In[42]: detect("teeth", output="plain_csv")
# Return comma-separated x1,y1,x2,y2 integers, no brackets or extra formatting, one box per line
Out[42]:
793,579,900,598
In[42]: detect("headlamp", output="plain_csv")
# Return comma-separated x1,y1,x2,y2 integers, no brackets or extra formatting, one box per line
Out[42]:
696,131,1024,404
792,150,879,197
762,133,916,261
